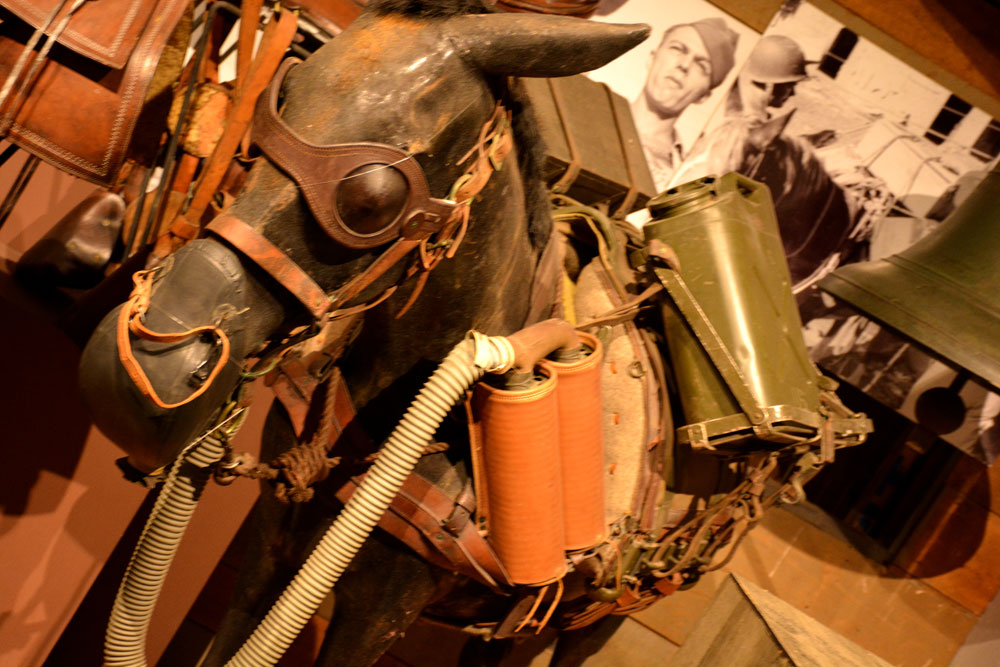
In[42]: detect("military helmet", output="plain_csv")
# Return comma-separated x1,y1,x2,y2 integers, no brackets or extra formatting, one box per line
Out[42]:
743,35,810,83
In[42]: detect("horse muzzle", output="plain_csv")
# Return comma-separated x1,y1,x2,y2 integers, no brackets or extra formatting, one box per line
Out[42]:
79,239,258,473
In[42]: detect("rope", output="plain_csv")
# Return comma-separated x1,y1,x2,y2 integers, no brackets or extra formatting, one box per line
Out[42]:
227,376,342,503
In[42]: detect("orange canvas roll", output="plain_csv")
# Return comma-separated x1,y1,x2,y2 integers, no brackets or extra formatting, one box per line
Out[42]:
473,367,567,585
544,331,605,551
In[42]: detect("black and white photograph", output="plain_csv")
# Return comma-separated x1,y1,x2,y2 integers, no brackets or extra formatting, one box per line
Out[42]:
672,0,1000,462
587,0,760,191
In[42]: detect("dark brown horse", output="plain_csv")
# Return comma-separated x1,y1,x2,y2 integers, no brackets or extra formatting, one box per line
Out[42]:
79,2,650,664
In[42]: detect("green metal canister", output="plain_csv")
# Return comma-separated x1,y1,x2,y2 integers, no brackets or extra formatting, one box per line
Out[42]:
643,173,823,451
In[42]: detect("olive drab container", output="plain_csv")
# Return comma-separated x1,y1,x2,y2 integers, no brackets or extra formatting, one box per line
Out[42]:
643,173,825,451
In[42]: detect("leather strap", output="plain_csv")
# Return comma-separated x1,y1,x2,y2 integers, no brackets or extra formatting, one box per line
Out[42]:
329,237,422,310
269,362,513,590
265,317,363,437
0,0,188,185
236,0,265,159
210,96,514,322
523,226,564,327
155,7,299,259
268,362,511,590
253,58,455,249
208,212,425,321
0,0,78,132
3,0,159,68
208,214,332,320
262,327,509,591
187,7,298,224
236,0,264,93
336,472,513,590
116,268,231,410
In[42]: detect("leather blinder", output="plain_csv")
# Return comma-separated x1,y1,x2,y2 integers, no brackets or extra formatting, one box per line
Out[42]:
253,58,456,250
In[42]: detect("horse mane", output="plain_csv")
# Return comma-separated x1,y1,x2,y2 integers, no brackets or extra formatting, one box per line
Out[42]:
506,86,553,250
367,0,554,249
368,0,490,18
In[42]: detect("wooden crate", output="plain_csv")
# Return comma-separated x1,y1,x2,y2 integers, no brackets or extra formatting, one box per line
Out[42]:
521,74,656,217
673,574,893,667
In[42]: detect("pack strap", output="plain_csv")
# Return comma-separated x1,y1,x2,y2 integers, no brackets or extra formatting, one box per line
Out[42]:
336,473,512,591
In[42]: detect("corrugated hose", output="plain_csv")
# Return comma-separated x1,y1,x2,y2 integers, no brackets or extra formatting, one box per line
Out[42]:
103,333,515,666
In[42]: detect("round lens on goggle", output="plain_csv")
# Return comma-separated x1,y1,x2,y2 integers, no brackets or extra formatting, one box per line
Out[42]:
335,164,410,236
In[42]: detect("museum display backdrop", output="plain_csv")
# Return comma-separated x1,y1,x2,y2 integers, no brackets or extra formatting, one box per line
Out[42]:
588,0,760,191
608,0,1000,463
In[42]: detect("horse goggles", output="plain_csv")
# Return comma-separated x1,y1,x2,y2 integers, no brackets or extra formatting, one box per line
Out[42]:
253,58,511,250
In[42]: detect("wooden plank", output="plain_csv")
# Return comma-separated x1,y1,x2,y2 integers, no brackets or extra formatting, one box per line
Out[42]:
672,573,893,666
737,574,893,667
670,577,786,667
660,506,978,666
894,485,1000,615
751,509,976,667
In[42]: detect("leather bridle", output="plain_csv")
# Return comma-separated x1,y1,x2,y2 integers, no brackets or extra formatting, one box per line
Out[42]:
119,59,513,410
207,58,514,323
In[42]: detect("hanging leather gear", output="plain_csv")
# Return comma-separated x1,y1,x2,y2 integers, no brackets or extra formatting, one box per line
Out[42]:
0,0,189,185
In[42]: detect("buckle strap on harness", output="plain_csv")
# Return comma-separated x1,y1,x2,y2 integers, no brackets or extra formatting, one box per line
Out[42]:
211,100,513,323
208,214,331,320
260,340,511,589
336,473,513,591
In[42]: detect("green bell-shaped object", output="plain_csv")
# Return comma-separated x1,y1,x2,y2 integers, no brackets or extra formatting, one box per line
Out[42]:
819,165,1000,391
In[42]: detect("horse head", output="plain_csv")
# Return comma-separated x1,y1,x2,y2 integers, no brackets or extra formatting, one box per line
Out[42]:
79,1,649,474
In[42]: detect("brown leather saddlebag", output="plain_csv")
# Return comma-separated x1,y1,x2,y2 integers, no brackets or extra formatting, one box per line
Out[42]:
0,0,188,185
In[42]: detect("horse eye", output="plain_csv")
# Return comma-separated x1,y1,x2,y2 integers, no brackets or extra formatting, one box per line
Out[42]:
335,164,409,235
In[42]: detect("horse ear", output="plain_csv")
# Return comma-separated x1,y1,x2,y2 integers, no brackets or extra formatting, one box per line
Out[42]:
443,14,650,78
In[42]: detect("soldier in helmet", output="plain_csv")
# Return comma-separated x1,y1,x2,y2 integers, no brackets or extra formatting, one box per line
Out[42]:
673,33,815,186
675,32,854,289
726,34,812,121
631,18,740,189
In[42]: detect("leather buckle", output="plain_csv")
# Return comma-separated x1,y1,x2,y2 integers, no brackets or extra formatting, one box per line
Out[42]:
442,480,476,536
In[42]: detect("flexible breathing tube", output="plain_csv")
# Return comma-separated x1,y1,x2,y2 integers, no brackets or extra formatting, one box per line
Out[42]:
102,333,513,666
104,430,229,666
226,334,514,666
